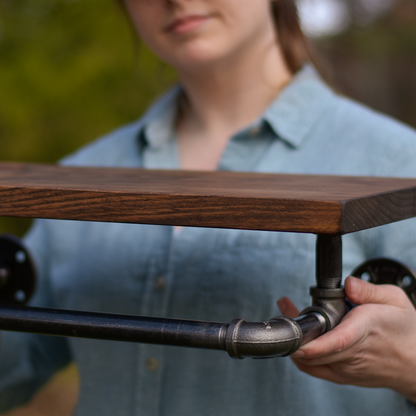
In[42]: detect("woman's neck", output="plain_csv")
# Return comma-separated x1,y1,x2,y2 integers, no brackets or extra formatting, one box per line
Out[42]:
175,32,292,171
176,40,292,140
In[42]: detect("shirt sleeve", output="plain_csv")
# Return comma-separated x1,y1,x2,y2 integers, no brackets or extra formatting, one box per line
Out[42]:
0,219,72,412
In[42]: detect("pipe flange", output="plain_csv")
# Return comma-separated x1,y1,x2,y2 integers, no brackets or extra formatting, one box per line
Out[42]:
0,235,36,305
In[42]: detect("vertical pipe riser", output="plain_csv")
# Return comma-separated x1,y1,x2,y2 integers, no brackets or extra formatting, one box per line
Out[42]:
301,234,346,332
316,235,343,289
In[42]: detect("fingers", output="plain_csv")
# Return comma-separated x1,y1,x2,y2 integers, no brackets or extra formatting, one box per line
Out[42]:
345,276,409,308
277,297,299,318
292,311,366,359
287,279,416,392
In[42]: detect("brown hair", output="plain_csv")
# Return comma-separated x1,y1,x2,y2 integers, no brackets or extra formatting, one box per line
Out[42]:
271,0,321,74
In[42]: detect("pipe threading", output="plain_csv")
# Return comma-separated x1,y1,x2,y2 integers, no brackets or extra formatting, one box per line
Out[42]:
316,235,342,289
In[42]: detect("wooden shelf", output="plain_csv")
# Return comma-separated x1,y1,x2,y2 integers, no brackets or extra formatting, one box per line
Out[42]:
1,162,416,234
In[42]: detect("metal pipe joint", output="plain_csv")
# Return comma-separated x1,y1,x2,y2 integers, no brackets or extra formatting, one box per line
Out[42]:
225,316,303,359
300,287,346,331
225,312,327,359
300,234,346,332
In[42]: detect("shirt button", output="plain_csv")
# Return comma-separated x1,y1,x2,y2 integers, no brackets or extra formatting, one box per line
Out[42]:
146,357,159,371
248,125,261,136
155,276,166,291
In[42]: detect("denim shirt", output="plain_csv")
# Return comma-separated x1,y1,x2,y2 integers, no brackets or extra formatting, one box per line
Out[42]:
1,67,416,416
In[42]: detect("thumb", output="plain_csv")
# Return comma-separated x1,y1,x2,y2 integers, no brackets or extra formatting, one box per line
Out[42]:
345,275,402,306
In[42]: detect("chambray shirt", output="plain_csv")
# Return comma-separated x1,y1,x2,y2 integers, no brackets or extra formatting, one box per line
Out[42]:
1,67,416,415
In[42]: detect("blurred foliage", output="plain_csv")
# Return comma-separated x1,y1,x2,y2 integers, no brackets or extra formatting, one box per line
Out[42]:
0,0,176,236
0,0,416,238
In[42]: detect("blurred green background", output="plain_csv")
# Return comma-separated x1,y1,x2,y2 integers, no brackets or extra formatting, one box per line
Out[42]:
0,0,415,415
0,0,176,237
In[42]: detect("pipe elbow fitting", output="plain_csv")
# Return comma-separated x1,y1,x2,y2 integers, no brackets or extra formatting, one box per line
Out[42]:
225,316,303,359
301,286,346,331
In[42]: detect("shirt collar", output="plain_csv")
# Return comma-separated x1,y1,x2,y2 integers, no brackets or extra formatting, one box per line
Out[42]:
262,66,333,148
139,66,333,150
139,85,181,149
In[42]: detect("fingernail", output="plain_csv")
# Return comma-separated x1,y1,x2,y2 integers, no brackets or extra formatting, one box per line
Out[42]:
348,276,360,295
291,349,305,358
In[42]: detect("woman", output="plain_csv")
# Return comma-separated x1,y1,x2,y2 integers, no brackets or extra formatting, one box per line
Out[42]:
1,0,416,415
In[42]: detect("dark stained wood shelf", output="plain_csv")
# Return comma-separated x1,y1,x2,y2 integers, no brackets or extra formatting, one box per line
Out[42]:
1,162,416,234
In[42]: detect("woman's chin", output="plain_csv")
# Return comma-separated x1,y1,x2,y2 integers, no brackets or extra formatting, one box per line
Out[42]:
169,47,232,73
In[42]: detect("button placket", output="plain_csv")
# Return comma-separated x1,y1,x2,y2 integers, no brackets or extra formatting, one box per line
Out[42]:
248,124,262,136
154,276,166,291
145,357,160,372
133,228,173,415
135,227,183,416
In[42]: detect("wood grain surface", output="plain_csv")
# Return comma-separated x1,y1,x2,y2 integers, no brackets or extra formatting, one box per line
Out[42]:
1,162,416,234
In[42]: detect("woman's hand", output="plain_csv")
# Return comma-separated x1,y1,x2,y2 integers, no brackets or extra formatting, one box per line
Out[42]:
277,276,416,403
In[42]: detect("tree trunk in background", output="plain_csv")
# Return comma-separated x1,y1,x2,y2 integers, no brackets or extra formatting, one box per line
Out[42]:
315,0,416,129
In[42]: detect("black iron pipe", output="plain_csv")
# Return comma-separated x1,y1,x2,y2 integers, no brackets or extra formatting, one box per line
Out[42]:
301,234,346,331
0,305,327,359
316,235,342,289
0,305,227,350
295,312,326,344
0,235,342,359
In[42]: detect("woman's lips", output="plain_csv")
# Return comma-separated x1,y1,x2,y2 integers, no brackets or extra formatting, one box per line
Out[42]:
166,15,210,34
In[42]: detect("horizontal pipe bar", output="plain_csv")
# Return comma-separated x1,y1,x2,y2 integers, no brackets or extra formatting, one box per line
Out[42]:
0,305,327,358
0,305,228,350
